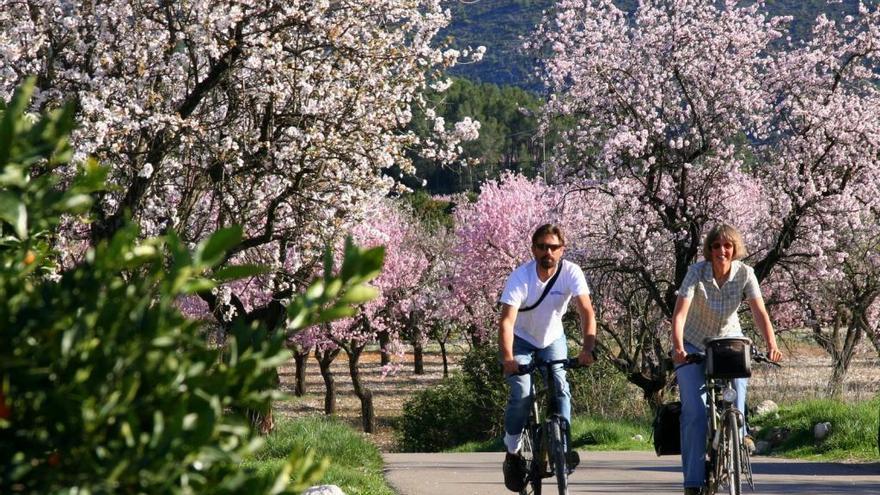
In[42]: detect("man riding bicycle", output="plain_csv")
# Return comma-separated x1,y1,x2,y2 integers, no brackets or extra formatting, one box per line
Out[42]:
498,224,597,492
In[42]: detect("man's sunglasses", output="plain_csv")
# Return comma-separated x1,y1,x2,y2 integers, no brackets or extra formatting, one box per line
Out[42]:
534,243,563,252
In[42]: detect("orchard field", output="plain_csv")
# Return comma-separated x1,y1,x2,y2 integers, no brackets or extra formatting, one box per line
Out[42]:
277,336,880,454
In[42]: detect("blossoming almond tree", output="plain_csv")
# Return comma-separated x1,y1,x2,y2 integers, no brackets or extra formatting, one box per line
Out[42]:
0,0,481,300
765,190,880,397
326,198,431,432
448,173,565,344
531,0,880,405
0,0,482,431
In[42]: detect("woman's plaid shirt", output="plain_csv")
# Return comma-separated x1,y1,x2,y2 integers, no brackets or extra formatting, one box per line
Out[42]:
676,260,762,350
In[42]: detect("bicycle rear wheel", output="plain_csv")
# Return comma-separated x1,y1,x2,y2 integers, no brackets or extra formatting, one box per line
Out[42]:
520,423,542,495
548,416,568,495
724,413,742,495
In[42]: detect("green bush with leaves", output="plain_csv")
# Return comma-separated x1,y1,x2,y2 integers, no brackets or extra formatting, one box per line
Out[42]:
397,372,478,452
567,357,648,421
397,344,504,452
0,79,383,494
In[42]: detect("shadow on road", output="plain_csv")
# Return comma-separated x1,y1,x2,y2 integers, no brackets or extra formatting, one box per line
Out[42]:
752,460,880,476
384,451,880,495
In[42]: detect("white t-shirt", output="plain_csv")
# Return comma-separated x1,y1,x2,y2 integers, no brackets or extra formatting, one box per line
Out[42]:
499,259,591,348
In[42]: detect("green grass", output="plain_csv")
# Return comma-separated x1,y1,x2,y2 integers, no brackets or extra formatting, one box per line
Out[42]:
751,396,880,461
570,417,653,451
446,415,653,453
242,416,396,495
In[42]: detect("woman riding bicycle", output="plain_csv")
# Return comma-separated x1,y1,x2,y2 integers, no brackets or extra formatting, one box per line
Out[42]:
671,223,783,495
498,224,597,492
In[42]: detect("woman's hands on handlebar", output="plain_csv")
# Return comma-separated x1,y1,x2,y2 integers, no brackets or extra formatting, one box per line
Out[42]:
752,348,783,367
673,347,783,367
766,346,783,363
672,347,688,365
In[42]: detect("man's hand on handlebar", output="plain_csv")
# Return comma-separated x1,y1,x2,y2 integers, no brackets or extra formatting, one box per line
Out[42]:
502,358,520,376
577,347,596,366
767,346,783,363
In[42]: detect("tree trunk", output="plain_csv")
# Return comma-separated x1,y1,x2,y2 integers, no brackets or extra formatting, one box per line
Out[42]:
316,348,340,415
869,326,880,358
827,319,862,399
413,340,424,375
293,348,309,397
606,347,668,413
439,340,449,378
247,368,279,434
345,343,376,433
812,303,864,399
862,316,880,358
407,312,425,375
469,323,487,347
378,330,391,366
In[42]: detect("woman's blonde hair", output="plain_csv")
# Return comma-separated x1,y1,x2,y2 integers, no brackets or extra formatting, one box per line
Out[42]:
703,224,748,261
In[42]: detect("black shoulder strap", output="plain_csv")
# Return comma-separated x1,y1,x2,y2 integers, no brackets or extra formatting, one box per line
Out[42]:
518,262,563,313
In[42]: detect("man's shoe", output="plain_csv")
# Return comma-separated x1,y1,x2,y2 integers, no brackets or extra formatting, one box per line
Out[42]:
565,450,580,474
684,488,703,495
503,452,527,492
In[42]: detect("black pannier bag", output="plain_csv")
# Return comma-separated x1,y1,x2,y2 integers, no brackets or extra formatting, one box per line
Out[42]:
652,401,681,456
705,336,752,379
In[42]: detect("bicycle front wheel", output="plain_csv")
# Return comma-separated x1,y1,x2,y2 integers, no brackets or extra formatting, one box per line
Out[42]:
548,417,568,495
520,423,542,495
724,412,742,495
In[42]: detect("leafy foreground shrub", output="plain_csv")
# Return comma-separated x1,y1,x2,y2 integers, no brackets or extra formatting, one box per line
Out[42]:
751,397,880,461
0,80,383,493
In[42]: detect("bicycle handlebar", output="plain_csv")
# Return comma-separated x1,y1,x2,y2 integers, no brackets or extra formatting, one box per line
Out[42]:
683,348,782,368
515,357,581,375
751,350,782,367
513,351,598,376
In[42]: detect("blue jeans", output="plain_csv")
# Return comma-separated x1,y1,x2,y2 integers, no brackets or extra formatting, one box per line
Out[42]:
675,341,748,488
504,335,571,451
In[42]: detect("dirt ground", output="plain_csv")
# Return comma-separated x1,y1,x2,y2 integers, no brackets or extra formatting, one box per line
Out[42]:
275,341,880,453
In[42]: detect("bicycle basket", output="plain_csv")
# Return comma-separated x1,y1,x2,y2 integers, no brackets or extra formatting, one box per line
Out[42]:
652,401,681,456
705,336,751,379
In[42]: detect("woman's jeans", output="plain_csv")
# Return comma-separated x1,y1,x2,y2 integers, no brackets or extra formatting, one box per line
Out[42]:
503,335,571,453
675,341,748,488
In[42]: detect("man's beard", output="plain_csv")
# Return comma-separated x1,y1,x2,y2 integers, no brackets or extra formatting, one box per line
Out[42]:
539,256,556,269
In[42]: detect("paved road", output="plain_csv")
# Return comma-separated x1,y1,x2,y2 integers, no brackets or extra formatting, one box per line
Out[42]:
384,451,880,495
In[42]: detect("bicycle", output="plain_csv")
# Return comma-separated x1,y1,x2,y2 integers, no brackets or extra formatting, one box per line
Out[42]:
512,357,584,495
685,337,781,495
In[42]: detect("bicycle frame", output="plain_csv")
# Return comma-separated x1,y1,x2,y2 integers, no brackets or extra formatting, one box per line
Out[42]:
687,348,780,495
704,375,751,495
515,357,581,495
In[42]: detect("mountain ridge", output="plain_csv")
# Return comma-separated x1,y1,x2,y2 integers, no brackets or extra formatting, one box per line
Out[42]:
444,0,863,91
